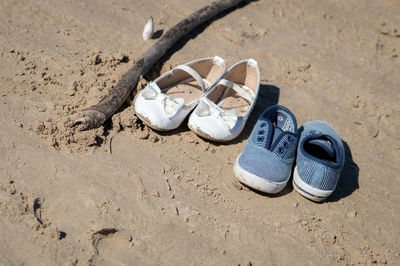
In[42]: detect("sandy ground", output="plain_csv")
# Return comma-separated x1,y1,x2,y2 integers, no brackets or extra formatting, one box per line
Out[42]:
1,0,400,265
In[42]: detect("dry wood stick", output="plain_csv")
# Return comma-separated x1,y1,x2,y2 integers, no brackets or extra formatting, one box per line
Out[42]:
71,0,244,130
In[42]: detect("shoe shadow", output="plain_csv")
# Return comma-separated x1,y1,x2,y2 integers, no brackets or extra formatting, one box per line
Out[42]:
242,181,293,198
326,140,359,202
232,83,280,144
151,29,163,40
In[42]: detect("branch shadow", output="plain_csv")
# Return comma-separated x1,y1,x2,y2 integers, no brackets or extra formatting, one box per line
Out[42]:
326,140,359,202
145,0,255,79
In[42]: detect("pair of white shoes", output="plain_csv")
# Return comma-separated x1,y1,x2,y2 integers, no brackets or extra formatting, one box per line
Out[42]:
134,56,260,142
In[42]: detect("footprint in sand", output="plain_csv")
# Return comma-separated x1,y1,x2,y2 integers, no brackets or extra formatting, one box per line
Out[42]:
89,228,135,264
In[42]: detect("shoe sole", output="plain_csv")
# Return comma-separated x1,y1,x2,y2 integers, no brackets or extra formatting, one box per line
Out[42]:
292,166,334,202
188,123,233,143
133,93,179,132
135,112,172,131
233,154,288,194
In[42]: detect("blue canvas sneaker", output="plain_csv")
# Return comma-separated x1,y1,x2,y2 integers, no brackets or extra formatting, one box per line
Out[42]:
293,121,345,202
234,105,299,194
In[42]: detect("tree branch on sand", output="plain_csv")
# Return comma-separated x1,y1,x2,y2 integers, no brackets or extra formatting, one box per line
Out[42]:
70,0,244,130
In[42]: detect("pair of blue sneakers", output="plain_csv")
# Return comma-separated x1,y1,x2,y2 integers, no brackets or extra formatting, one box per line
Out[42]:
234,105,345,202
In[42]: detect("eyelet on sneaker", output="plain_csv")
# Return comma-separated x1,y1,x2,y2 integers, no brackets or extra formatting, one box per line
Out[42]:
287,135,294,142
283,141,289,148
258,130,265,135
234,105,299,195
257,136,264,142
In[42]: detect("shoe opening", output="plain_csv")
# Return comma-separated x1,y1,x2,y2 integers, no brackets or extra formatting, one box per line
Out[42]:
304,136,337,164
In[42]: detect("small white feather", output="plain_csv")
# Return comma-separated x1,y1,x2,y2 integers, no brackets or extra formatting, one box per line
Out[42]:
143,16,154,41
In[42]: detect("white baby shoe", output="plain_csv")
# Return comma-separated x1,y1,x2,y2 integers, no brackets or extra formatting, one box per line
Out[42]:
134,56,226,130
188,58,260,141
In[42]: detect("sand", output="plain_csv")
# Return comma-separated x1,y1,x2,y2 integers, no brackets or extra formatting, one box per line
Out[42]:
1,0,400,265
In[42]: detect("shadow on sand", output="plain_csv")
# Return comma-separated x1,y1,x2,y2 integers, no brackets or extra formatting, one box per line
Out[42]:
325,140,359,202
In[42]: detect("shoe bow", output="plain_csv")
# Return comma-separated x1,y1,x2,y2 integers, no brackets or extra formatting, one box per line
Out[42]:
196,98,237,130
142,83,185,119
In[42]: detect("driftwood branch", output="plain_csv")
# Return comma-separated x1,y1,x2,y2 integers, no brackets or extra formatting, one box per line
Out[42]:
71,0,244,130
